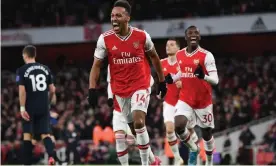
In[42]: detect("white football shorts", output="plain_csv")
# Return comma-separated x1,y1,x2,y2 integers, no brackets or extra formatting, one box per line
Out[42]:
115,87,151,123
175,100,214,129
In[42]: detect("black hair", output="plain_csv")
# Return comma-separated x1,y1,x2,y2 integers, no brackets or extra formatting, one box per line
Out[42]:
185,25,198,35
23,45,36,58
113,0,131,15
168,37,180,47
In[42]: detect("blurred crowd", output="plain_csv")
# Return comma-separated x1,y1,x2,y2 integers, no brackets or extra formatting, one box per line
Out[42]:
213,55,276,131
1,55,276,164
2,0,276,29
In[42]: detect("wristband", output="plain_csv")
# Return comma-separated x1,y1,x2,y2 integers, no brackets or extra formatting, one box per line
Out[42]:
20,106,25,112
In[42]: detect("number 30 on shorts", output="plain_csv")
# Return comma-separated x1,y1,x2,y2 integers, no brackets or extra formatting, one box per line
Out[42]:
203,113,213,123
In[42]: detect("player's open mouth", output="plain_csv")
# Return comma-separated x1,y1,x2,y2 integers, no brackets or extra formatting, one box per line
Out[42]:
190,37,197,44
112,22,120,31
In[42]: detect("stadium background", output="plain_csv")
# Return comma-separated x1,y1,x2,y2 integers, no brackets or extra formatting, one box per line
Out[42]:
1,0,276,165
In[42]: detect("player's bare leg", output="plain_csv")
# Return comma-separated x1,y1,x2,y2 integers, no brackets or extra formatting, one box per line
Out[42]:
128,123,158,165
41,134,56,165
165,121,183,165
115,130,129,165
175,115,198,165
201,128,214,166
23,133,33,165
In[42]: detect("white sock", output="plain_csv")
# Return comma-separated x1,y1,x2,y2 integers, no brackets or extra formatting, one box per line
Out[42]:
178,128,198,152
126,134,136,145
204,136,215,166
167,132,181,159
115,133,129,166
135,126,150,166
148,147,155,164
130,133,155,164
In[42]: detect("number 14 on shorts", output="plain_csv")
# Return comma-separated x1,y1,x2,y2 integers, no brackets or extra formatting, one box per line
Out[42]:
131,90,150,108
136,93,147,103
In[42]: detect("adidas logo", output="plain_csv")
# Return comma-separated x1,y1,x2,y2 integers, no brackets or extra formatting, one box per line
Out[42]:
251,17,267,31
112,45,117,50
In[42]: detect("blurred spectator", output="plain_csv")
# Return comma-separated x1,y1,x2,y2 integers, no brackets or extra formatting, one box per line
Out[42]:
221,153,232,165
237,125,256,164
3,141,21,165
262,121,276,152
222,132,232,164
239,125,256,147
223,132,232,153
64,122,80,164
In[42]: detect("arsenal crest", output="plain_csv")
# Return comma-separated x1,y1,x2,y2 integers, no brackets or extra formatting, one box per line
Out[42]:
193,59,199,65
133,41,139,49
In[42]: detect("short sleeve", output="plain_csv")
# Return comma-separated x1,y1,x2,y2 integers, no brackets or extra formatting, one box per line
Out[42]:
144,31,154,52
94,34,107,60
107,65,111,83
204,52,217,72
16,69,24,86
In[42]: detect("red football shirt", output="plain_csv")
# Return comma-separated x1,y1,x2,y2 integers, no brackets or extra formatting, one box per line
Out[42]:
94,27,154,97
161,58,180,106
176,47,217,109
